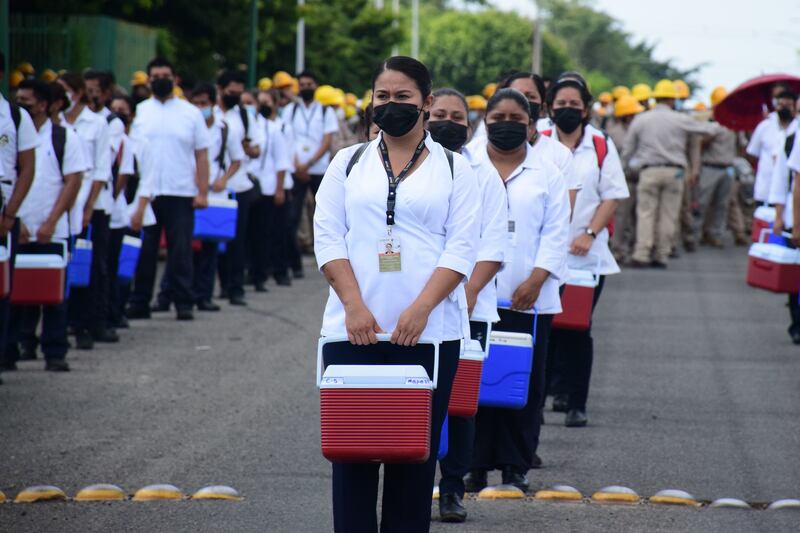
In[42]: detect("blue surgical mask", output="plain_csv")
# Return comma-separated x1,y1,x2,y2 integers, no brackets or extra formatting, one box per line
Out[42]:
245,104,256,116
200,106,212,120
468,110,479,122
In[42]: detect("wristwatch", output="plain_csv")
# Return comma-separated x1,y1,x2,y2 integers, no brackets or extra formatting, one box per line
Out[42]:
585,228,597,239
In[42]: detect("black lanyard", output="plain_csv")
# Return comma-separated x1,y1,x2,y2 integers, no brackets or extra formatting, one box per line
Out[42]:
378,134,426,226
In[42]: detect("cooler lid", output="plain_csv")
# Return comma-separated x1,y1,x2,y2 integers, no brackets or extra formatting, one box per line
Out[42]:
488,331,533,348
122,235,142,248
748,243,800,264
14,254,67,269
320,364,432,389
753,206,776,222
461,339,485,361
565,268,599,288
207,197,238,209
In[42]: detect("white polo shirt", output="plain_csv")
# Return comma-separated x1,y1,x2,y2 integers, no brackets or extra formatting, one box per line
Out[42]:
0,95,38,206
747,113,799,202
130,97,211,198
18,120,89,240
214,105,264,193
285,100,339,175
274,116,296,190
109,133,137,230
98,106,126,156
315,133,480,342
549,128,629,275
783,134,800,228
491,143,570,315
206,116,246,192
251,118,291,196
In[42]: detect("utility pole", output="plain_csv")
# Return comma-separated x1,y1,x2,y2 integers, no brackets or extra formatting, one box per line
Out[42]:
374,0,384,8
532,0,542,74
296,0,305,73
391,0,399,57
411,0,419,59
247,0,258,88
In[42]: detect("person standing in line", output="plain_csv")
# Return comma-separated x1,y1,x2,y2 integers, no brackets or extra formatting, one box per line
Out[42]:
3,79,87,373
468,88,570,494
126,57,211,321
315,56,479,533
428,88,507,524
284,70,339,279
622,79,713,268
0,53,37,383
58,72,115,349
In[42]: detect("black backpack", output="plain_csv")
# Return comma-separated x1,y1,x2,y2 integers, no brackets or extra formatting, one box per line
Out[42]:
786,133,796,189
239,105,249,138
51,123,66,177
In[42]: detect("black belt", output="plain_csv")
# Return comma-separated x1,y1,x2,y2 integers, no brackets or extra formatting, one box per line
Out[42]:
0,179,12,186
702,163,732,169
640,164,683,171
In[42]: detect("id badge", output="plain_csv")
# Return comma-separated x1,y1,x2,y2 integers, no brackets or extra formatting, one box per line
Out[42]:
508,220,517,247
378,234,401,273
302,144,312,153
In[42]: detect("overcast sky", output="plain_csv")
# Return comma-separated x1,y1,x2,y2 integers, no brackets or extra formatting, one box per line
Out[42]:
488,0,800,103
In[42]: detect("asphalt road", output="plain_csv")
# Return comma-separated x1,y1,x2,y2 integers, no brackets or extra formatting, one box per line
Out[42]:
1,245,799,533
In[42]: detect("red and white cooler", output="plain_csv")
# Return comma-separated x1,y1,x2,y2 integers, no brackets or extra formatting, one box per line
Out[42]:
751,206,776,243
552,268,599,331
10,240,68,305
448,339,486,418
746,238,800,293
317,335,438,464
0,235,10,298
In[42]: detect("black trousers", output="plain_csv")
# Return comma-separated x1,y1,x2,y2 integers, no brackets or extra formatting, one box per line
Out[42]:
789,292,800,336
438,320,489,498
106,226,125,326
192,241,218,303
323,339,460,533
130,196,195,312
70,210,111,333
287,175,322,272
548,276,606,411
250,195,289,283
472,310,553,473
0,219,19,361
224,187,257,299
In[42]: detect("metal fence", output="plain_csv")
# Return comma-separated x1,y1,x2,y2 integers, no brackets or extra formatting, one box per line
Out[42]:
10,13,157,89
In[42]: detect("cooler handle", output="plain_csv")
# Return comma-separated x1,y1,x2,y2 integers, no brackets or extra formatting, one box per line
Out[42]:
496,299,538,346
51,238,69,266
316,333,440,389
758,228,793,244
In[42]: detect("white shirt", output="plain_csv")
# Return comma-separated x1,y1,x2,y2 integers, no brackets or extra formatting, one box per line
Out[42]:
314,133,480,342
492,143,571,315
252,118,291,196
0,95,38,204
782,134,800,229
747,113,799,202
130,97,211,197
463,145,509,323
18,120,89,240
550,129,629,275
206,116,246,192
214,105,264,193
98,106,126,155
275,116,296,190
109,133,137,229
285,101,339,175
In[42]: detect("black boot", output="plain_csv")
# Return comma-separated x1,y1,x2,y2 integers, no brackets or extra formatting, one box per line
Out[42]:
501,466,529,493
439,493,467,523
463,470,487,493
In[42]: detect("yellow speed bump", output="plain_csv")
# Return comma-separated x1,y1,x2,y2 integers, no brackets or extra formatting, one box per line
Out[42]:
132,484,184,501
191,486,243,501
767,499,800,510
15,485,68,503
592,485,640,504
0,490,6,503
75,484,126,502
535,485,583,502
432,486,439,500
709,498,751,510
649,489,700,507
477,484,525,500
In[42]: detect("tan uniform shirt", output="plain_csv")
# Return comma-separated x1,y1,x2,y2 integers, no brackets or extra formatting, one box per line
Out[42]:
698,123,738,166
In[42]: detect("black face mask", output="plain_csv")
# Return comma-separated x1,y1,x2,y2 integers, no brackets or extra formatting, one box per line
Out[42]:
117,113,131,127
259,105,272,119
373,102,422,138
528,101,541,121
552,107,584,134
777,107,793,121
222,93,241,110
150,78,173,98
428,120,468,152
487,121,529,151
300,88,315,102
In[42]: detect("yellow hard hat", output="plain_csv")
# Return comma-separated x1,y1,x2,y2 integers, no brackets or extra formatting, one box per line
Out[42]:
482,83,497,99
315,85,338,106
612,86,630,101
710,86,728,108
614,94,646,118
17,62,35,76
466,95,487,111
631,83,652,102
9,70,23,88
289,77,299,96
130,70,148,86
653,79,679,99
345,92,357,106
693,102,707,112
598,92,612,105
40,68,58,82
173,85,185,99
334,88,346,107
360,89,373,111
345,104,357,120
674,80,690,99
272,71,293,89
257,77,273,91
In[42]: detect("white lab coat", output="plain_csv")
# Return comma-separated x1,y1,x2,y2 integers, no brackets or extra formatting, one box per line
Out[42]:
747,113,799,202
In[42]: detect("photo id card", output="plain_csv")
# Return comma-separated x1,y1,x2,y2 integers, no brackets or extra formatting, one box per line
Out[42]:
378,236,402,273
508,219,517,247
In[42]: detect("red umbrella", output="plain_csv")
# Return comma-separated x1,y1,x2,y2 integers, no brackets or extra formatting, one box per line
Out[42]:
713,73,800,131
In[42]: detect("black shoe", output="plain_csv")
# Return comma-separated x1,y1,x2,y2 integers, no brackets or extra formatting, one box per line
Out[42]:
274,275,292,287
628,259,650,269
651,260,668,269
439,493,467,523
176,309,194,321
501,466,529,492
113,316,130,329
75,330,94,350
683,240,697,253
0,361,18,371
151,301,170,312
530,453,543,469
92,328,120,343
552,394,569,413
19,346,38,361
565,408,588,427
125,305,151,320
197,300,221,312
229,297,247,306
254,283,269,293
292,268,305,279
464,470,487,493
789,327,800,345
45,360,70,372
218,289,229,300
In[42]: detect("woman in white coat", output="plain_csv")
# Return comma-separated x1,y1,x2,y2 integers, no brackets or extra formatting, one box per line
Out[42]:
314,56,480,533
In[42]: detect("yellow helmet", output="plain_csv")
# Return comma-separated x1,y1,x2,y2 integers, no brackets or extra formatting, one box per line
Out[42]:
653,79,679,99
361,89,373,111
614,94,646,118
17,62,35,76
693,102,707,112
673,79,690,100
345,105,357,120
345,92,357,106
9,70,23,88
598,92,613,105
466,95,487,111
289,77,299,96
257,77,273,91
130,70,148,86
482,83,497,99
40,68,58,82
272,71,293,89
631,83,652,102
173,85,185,99
611,86,630,101
710,86,728,108
315,85,337,106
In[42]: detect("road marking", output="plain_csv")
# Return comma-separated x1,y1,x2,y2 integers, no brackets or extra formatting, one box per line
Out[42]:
14,486,67,503
132,484,184,501
191,486,243,501
75,484,126,502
